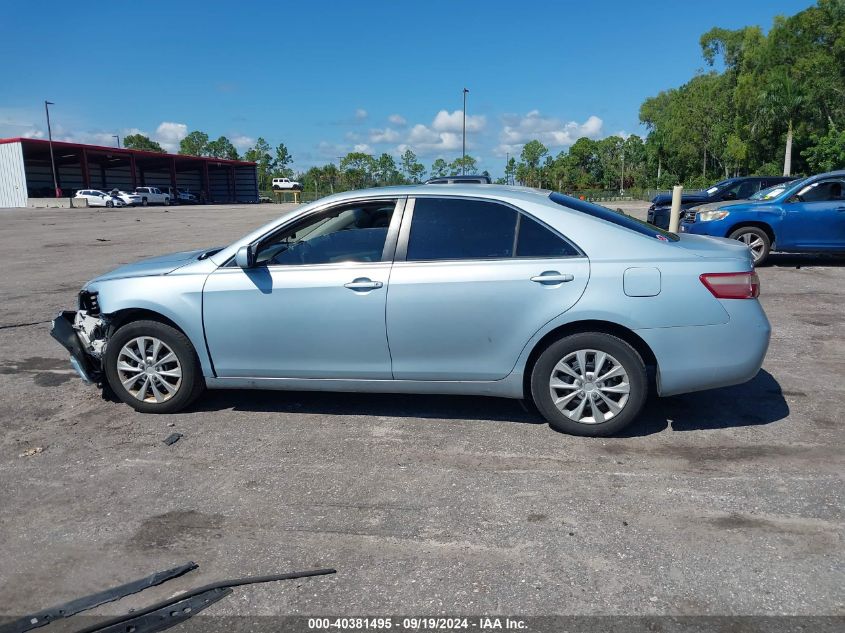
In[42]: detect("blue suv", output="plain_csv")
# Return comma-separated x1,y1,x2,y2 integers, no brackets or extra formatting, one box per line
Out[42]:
679,171,845,265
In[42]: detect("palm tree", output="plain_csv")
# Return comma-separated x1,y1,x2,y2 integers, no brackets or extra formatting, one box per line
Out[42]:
758,72,805,176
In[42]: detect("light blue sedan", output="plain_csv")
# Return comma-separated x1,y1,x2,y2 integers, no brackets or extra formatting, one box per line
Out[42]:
51,185,771,436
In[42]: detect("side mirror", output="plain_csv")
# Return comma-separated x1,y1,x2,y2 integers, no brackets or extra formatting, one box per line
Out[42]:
721,191,737,200
235,245,256,268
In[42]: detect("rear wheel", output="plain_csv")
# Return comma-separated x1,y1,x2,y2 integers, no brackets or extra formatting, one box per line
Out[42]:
729,226,770,266
530,333,647,436
104,320,205,414
164,197,171,206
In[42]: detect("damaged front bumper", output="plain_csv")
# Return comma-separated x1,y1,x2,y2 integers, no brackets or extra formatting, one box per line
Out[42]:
50,310,108,384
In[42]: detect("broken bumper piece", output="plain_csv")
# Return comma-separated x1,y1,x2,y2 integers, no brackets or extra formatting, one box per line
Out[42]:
49,310,103,384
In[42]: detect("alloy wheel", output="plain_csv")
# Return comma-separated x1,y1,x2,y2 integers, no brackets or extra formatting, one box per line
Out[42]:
738,232,766,262
116,336,182,403
548,349,630,424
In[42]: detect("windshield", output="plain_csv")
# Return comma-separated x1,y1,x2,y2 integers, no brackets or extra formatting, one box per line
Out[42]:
705,179,733,196
750,180,798,201
549,192,679,242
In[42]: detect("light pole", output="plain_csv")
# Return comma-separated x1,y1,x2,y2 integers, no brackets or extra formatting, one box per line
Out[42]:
505,152,509,185
462,88,469,175
113,134,121,148
44,100,60,198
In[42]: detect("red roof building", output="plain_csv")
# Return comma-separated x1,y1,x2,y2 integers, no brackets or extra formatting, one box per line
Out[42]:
0,137,258,207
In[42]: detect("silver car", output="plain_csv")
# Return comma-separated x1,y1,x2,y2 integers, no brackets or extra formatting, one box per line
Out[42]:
51,185,771,436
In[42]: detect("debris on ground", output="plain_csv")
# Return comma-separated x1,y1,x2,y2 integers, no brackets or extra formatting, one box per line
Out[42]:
163,433,183,446
1,562,197,633
18,446,43,458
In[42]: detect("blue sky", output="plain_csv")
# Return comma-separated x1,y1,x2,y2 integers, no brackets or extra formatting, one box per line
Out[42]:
1,0,813,175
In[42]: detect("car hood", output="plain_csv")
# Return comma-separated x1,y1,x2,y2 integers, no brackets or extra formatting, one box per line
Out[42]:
691,200,758,213
651,192,709,207
88,248,213,283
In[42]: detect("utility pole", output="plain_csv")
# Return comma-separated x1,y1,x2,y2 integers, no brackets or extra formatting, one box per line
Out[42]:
113,134,121,148
45,100,59,198
462,88,469,175
505,152,509,185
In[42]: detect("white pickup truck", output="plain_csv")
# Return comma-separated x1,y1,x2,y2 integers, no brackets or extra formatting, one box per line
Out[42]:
271,177,302,191
134,186,171,206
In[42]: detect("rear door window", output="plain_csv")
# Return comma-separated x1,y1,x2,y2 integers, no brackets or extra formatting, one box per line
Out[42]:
515,214,579,258
407,198,517,261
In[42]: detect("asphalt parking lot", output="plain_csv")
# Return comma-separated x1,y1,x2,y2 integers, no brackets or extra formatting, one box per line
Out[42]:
0,201,842,622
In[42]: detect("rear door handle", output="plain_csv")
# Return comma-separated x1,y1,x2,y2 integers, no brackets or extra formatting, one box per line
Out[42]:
530,272,574,284
344,278,383,291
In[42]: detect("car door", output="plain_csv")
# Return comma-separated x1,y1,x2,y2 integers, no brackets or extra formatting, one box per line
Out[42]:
386,196,589,381
87,191,105,206
203,197,403,378
782,178,845,249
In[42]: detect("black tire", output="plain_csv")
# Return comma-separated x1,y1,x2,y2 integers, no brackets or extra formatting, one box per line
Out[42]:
164,197,171,206
104,320,205,414
729,226,770,266
141,197,148,206
106,200,113,208
530,332,648,437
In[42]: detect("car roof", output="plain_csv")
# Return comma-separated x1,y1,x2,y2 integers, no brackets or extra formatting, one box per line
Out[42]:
810,169,845,179
316,183,551,206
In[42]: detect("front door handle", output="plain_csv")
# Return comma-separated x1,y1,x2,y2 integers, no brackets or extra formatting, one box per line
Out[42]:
530,271,574,284
835,206,845,212
344,278,383,291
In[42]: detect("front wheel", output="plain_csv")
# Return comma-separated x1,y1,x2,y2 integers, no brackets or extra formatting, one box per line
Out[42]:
530,333,647,436
141,197,148,206
106,200,113,208
104,320,205,414
164,197,170,206
729,226,770,266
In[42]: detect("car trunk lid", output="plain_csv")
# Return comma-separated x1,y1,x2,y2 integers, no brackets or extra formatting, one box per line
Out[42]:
673,234,754,266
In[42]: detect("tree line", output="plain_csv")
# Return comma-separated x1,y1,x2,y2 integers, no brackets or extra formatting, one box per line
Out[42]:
639,0,844,188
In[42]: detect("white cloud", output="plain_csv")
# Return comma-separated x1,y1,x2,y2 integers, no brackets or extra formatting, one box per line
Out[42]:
316,141,348,159
495,112,603,156
353,143,373,153
354,108,368,121
231,134,255,151
393,109,483,157
369,127,401,143
0,107,47,139
432,109,486,133
388,114,407,126
153,121,188,151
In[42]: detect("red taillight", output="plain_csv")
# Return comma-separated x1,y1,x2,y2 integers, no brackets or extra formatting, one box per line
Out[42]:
700,271,760,299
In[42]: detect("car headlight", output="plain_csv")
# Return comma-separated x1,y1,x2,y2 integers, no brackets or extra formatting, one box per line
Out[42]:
697,210,730,222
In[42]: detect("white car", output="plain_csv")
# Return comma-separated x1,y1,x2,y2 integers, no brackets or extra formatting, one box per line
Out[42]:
74,190,126,208
112,190,143,206
134,187,171,206
271,177,302,190
176,188,199,204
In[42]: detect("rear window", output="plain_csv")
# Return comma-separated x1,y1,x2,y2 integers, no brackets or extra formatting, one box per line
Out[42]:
549,192,679,242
